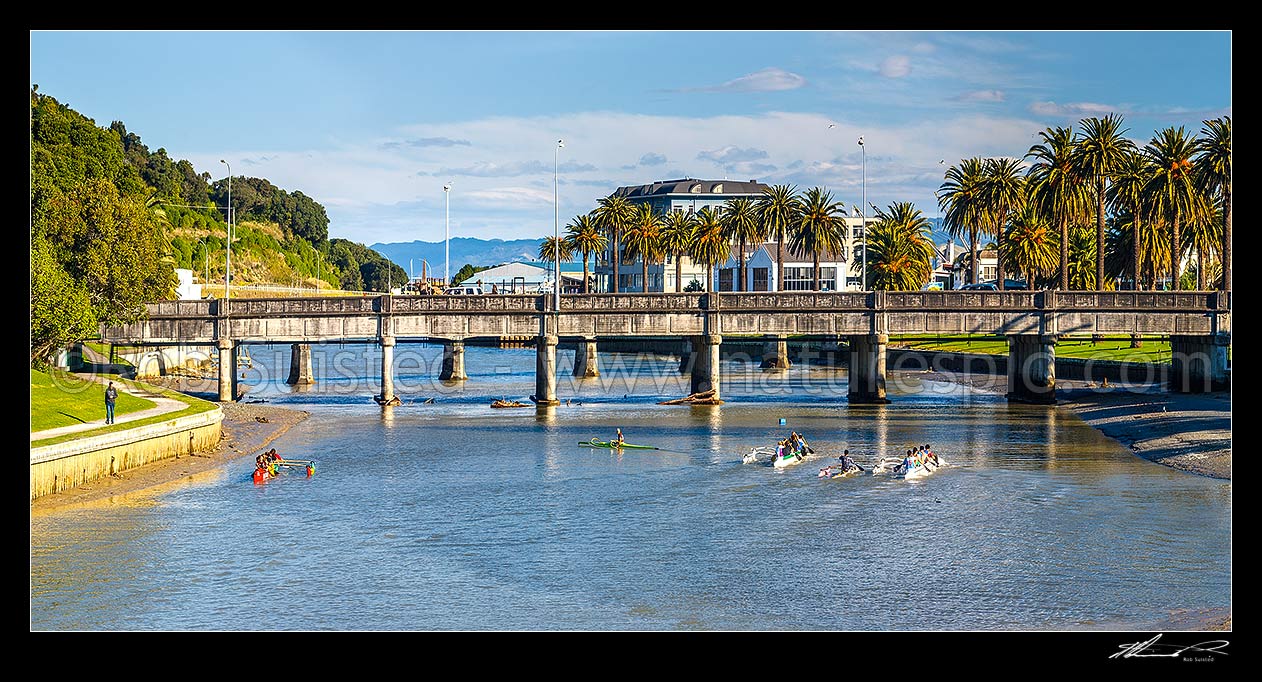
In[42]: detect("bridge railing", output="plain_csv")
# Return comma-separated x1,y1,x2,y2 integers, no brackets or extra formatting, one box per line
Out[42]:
719,292,870,310
562,292,704,312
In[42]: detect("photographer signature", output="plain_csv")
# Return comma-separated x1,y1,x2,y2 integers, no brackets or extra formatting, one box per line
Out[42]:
1110,634,1229,660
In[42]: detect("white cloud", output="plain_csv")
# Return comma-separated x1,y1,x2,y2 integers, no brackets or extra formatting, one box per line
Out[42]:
955,89,1006,103
697,146,769,164
679,67,807,93
381,137,472,150
639,152,667,166
879,55,911,78
1029,101,1118,117
431,160,597,177
465,187,554,206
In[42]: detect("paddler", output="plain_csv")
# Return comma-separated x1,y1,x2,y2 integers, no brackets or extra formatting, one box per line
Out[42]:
614,428,625,447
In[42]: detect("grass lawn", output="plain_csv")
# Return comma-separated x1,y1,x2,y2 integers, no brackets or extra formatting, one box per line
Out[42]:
889,334,1174,363
82,341,133,368
30,369,218,447
31,368,153,431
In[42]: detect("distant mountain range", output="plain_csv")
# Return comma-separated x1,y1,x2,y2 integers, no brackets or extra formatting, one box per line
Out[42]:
370,237,571,276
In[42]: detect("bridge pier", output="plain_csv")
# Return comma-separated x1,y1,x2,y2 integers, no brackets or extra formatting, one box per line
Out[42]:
1007,334,1057,404
847,334,889,404
760,334,791,369
380,335,396,404
535,334,560,405
690,334,722,399
216,338,237,402
1170,334,1230,393
286,343,315,385
573,337,599,378
440,340,468,381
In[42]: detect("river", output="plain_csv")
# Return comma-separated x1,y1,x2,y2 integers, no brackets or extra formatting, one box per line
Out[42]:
30,343,1231,630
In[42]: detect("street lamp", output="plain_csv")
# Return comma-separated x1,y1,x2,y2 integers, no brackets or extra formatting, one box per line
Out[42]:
554,139,564,311
858,136,865,291
219,160,231,303
443,182,452,286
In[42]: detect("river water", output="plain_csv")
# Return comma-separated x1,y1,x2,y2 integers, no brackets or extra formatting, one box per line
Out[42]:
30,344,1231,630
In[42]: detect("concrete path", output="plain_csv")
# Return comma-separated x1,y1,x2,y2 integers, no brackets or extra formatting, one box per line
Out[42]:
31,374,189,442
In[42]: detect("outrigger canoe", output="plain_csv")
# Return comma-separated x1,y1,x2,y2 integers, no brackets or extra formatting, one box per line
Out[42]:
253,458,317,484
772,445,807,468
578,439,661,450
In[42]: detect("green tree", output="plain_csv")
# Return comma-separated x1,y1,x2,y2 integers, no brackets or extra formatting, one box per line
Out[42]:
538,235,574,271
861,202,935,291
1027,127,1091,290
980,157,1026,290
660,210,697,294
564,214,607,294
721,197,763,292
1106,150,1155,290
758,184,801,291
688,207,731,292
1194,116,1231,290
1000,203,1059,288
939,158,988,286
592,194,636,293
791,187,847,291
30,237,97,366
622,203,664,292
1072,114,1135,289
1143,127,1203,291
1066,223,1101,290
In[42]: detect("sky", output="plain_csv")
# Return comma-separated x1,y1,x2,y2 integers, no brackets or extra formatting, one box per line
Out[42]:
30,30,1231,246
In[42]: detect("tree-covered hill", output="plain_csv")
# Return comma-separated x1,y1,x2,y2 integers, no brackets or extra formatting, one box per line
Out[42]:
30,86,403,365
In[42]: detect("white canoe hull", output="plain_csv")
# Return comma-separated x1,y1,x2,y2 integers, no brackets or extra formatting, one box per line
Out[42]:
773,454,805,468
900,456,949,480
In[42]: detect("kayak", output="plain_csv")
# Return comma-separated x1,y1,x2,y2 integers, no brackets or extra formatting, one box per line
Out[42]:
819,464,863,479
579,439,660,450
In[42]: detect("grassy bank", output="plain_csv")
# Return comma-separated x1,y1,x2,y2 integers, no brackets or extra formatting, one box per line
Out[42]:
889,334,1174,363
31,369,153,430
31,369,218,447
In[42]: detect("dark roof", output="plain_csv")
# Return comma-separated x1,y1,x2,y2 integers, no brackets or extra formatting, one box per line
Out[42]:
613,178,769,199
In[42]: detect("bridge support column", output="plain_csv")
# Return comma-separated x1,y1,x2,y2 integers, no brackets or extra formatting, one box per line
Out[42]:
1007,334,1057,404
847,334,889,404
379,336,396,403
216,338,237,403
440,340,468,381
535,334,560,405
286,343,315,385
573,337,599,378
760,334,791,369
690,334,722,399
1170,335,1230,393
678,341,692,375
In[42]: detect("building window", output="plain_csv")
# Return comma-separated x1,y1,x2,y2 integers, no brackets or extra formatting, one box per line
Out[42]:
983,266,997,282
718,269,734,291
753,268,769,291
784,266,813,291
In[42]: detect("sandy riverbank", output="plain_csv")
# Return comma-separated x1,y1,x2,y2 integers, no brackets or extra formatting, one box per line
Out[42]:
31,402,308,514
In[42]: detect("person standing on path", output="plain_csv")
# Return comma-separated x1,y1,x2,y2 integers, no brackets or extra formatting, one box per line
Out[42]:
105,382,118,424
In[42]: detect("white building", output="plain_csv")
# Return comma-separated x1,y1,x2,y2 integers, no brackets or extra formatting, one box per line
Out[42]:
948,248,998,288
713,215,878,292
462,261,585,294
175,268,202,300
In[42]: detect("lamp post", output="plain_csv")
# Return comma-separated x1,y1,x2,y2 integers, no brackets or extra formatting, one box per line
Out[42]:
554,139,564,311
858,136,865,291
219,160,232,303
443,183,451,286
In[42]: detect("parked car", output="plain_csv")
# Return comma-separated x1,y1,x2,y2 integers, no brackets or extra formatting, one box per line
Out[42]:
959,279,1028,291
444,285,485,295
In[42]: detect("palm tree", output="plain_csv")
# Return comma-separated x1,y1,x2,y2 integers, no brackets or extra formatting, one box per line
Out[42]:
688,207,730,292
1182,203,1221,291
791,187,847,291
1106,150,1154,290
1066,223,1099,290
622,203,664,292
979,157,1027,290
1105,210,1171,292
1000,202,1059,288
1073,114,1135,289
1026,127,1090,290
938,158,987,286
660,210,697,293
758,184,801,291
860,202,935,291
1143,127,1203,290
564,214,607,294
721,197,763,292
538,235,573,266
592,194,635,293
1194,116,1231,290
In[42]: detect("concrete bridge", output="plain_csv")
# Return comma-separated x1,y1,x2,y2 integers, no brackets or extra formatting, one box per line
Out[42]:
102,290,1231,405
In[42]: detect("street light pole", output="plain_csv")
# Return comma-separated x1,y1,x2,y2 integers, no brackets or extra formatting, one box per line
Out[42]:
220,160,232,303
443,183,451,286
858,136,865,291
554,139,564,311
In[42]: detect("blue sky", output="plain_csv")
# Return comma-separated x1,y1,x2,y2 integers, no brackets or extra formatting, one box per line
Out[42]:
30,30,1231,245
